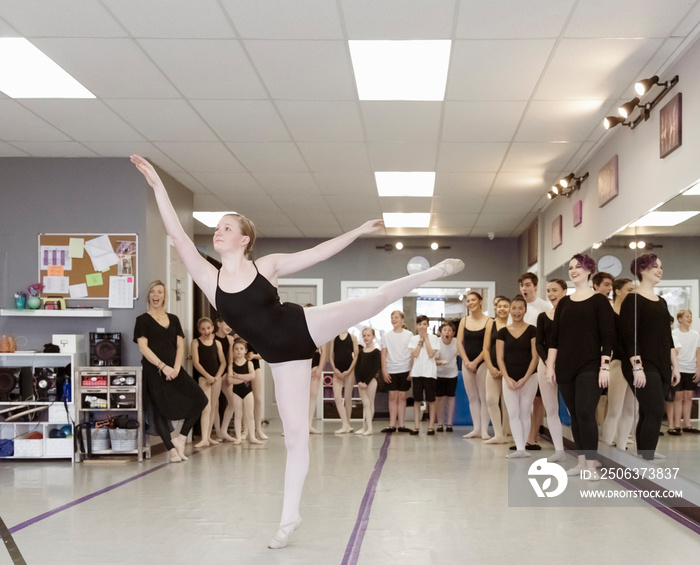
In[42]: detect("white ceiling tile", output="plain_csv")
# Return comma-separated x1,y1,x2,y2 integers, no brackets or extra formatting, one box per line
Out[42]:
9,142,98,157
430,213,479,228
253,172,317,192
298,143,372,171
535,38,664,99
191,100,290,142
673,1,700,35
501,142,578,173
455,0,575,38
221,0,344,39
190,171,261,193
153,142,244,172
244,40,357,100
31,38,180,99
428,226,477,236
81,143,183,171
480,195,542,215
272,193,331,213
138,39,268,99
0,100,70,142
380,199,432,214
324,194,382,213
636,37,685,81
286,212,340,227
164,171,208,194
431,194,487,213
226,142,308,172
277,101,364,142
105,0,235,39
105,100,217,142
246,212,296,228
257,226,305,238
437,143,509,172
298,226,344,238
336,213,381,231
442,101,527,142
516,100,609,142
0,142,29,157
194,194,229,211
341,0,456,39
0,0,126,37
368,142,438,170
473,213,527,230
212,190,281,214
435,172,495,196
562,141,596,174
565,0,695,38
313,171,377,195
19,100,144,142
361,102,442,142
491,172,547,197
447,40,555,100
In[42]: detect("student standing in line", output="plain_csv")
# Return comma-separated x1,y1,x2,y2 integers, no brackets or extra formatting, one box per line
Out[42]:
308,343,327,434
456,292,491,440
519,273,550,450
330,330,358,434
546,254,615,480
212,316,235,442
601,278,637,448
497,296,539,458
245,343,268,440
670,310,700,434
228,339,263,445
192,317,227,448
408,315,440,435
354,328,381,436
381,311,414,433
482,297,511,444
132,153,464,548
620,253,680,460
534,280,567,462
435,322,459,432
592,271,615,430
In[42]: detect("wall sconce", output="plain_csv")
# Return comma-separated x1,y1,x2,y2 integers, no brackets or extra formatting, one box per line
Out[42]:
603,75,679,130
376,242,451,252
547,172,589,200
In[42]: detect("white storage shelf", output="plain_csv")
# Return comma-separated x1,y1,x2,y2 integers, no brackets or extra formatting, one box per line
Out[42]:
1,308,112,317
0,352,82,461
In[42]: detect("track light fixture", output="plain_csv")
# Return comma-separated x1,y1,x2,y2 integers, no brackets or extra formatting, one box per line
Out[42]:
603,75,679,131
559,173,576,188
546,172,589,200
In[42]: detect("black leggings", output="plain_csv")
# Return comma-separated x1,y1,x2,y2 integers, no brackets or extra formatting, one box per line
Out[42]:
153,411,197,451
558,371,602,460
627,370,668,460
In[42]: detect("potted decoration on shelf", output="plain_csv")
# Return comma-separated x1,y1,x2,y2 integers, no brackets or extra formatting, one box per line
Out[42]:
27,283,43,309
14,291,27,310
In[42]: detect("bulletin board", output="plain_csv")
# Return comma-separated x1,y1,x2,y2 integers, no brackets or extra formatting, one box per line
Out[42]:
38,233,138,300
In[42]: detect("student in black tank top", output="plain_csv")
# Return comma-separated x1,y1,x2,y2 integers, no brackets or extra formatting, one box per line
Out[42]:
192,317,227,448
456,291,492,440
227,339,264,446
212,317,235,442
482,297,511,444
331,331,358,434
132,154,465,549
355,328,382,436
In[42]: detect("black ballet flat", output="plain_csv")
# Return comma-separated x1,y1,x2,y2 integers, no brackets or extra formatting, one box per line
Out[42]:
427,429,435,435
667,428,681,436
397,426,411,433
436,425,444,432
445,426,453,432
526,443,542,451
410,429,420,435
381,426,396,433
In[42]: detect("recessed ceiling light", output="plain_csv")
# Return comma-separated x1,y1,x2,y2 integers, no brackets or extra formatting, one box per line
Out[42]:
382,213,431,228
349,40,451,101
375,172,435,197
629,211,700,227
193,211,237,228
682,182,700,196
0,38,95,98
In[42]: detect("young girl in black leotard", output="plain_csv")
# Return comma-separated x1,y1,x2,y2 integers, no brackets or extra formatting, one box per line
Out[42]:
132,154,464,549
229,339,263,446
212,318,234,442
355,328,381,436
331,331,358,434
192,317,226,448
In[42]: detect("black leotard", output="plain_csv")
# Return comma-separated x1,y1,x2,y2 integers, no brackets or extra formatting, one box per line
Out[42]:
488,319,506,367
333,334,354,372
231,360,252,398
194,338,220,380
462,324,486,368
497,325,536,381
355,347,381,385
215,264,317,364
535,312,553,363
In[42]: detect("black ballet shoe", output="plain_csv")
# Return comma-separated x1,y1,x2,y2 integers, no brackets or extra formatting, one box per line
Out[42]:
684,427,700,434
525,443,542,451
667,428,681,436
436,425,444,432
445,425,453,432
410,428,420,435
381,426,396,433
427,429,435,435
397,426,411,433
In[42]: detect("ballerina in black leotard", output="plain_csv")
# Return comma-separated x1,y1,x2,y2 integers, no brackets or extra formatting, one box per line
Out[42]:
131,154,465,549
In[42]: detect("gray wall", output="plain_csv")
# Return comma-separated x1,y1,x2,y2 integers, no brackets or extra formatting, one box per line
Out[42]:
0,157,193,365
195,233,523,304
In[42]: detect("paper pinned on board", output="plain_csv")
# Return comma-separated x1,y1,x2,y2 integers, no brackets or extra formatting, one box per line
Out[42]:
84,235,119,271
109,276,134,308
85,272,104,287
69,238,85,259
43,275,70,294
69,283,89,299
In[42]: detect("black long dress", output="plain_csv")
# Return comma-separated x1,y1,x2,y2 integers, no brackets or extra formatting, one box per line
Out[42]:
133,313,207,434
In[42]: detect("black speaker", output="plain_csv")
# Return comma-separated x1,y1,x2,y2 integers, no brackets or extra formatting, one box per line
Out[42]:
90,332,122,366
34,368,57,401
0,368,19,401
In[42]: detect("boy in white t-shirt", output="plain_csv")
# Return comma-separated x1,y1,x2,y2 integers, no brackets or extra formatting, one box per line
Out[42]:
381,311,414,433
408,315,441,436
670,310,700,434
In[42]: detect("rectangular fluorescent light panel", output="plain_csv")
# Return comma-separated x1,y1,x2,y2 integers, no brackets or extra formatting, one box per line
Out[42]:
375,172,435,197
349,40,451,101
382,213,431,228
0,38,95,98
193,211,237,228
629,211,700,227
682,182,700,196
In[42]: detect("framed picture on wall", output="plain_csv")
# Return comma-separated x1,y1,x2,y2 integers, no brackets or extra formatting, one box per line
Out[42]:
551,215,562,249
598,155,618,207
660,92,682,158
573,200,583,227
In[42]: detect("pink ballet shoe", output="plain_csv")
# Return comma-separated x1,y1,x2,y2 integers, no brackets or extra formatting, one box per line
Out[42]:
434,258,465,277
268,516,303,549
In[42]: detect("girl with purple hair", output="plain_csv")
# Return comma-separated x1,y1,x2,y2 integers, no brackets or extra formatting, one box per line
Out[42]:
619,253,680,460
545,254,615,480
